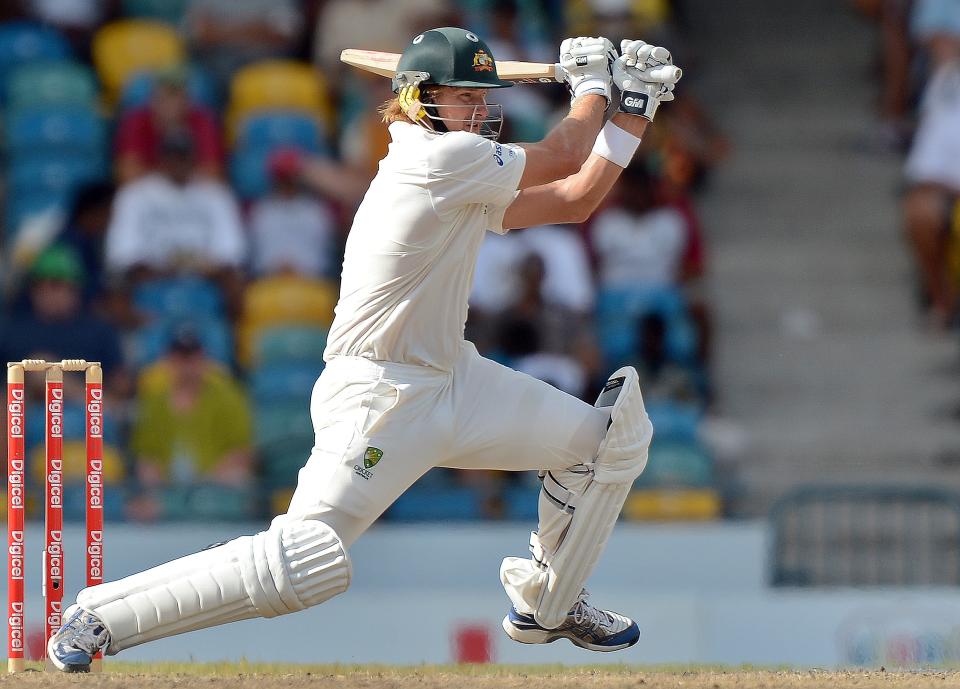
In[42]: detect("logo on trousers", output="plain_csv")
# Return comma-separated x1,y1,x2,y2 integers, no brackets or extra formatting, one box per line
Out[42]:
354,447,383,480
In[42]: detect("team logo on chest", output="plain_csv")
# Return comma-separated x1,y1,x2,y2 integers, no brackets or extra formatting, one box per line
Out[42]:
473,50,494,72
354,447,384,480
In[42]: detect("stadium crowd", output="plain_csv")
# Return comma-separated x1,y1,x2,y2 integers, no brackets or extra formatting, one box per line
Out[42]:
0,0,728,523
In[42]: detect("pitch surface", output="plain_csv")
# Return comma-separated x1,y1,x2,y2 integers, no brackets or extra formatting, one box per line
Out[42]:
1,665,959,688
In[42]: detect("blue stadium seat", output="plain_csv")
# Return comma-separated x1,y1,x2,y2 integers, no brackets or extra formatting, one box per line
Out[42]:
8,154,108,198
254,401,313,448
130,318,233,367
596,285,698,368
5,61,98,108
5,189,70,238
5,105,106,154
637,440,715,489
387,486,483,521
121,0,190,25
252,326,328,367
250,362,322,403
259,434,313,489
118,65,218,111
229,147,275,199
645,400,702,443
0,22,70,73
503,483,540,520
237,111,327,154
133,277,224,320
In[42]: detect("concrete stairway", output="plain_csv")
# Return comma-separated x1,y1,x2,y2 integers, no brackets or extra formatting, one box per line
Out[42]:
682,0,960,513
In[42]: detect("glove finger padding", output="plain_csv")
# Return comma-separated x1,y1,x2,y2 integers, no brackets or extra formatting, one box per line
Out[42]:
558,35,616,104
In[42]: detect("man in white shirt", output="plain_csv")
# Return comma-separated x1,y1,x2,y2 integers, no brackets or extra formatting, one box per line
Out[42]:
105,130,246,280
49,28,679,670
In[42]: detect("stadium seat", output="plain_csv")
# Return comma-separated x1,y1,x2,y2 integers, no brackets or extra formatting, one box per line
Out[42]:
259,435,314,489
5,106,107,155
596,285,698,369
122,0,190,25
254,401,313,448
637,440,715,489
645,400,702,443
29,440,125,485
118,64,217,111
129,318,233,367
226,61,332,142
388,486,483,521
5,190,70,238
229,147,274,200
133,277,224,320
252,326,329,367
160,484,258,521
250,362,323,403
237,275,338,365
503,484,540,521
622,488,722,521
0,22,70,73
5,61,98,108
236,111,327,154
8,155,108,198
92,19,184,102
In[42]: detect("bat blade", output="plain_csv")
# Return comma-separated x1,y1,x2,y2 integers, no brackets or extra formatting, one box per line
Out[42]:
340,49,560,83
339,49,681,86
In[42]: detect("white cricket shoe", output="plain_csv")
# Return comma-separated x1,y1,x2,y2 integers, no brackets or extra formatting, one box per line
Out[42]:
502,590,640,652
47,604,110,672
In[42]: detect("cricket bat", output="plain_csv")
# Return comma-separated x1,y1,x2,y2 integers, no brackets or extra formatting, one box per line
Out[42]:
340,49,682,85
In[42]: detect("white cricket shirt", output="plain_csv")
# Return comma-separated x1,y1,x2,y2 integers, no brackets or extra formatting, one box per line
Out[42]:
324,122,526,371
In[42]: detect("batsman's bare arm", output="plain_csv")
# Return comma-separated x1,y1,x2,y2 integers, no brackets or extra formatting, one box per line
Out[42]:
515,94,608,189
503,112,649,229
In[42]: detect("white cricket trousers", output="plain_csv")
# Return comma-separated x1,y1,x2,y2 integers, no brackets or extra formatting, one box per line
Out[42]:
285,340,608,567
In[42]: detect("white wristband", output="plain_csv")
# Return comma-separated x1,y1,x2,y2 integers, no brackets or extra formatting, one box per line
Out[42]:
591,120,642,168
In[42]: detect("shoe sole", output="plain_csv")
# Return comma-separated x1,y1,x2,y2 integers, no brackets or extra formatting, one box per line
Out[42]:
46,636,91,673
501,616,639,652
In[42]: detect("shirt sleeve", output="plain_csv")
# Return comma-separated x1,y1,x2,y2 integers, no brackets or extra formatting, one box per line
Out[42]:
427,131,526,224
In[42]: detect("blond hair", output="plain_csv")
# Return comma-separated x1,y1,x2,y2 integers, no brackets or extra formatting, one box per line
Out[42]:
379,97,413,125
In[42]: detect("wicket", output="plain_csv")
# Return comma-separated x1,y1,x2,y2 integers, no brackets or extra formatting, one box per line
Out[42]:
6,359,104,673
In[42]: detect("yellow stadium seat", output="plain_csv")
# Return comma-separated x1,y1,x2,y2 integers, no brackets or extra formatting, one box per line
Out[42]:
237,275,338,366
226,60,332,143
30,441,126,483
623,488,722,521
93,19,185,103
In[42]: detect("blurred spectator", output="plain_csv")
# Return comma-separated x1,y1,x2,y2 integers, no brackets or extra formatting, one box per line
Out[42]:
902,0,960,326
0,245,125,381
57,182,116,304
128,322,254,520
634,312,700,405
105,129,246,284
853,0,913,150
249,148,338,278
314,0,453,76
592,163,688,291
496,253,599,397
184,0,304,97
115,66,223,183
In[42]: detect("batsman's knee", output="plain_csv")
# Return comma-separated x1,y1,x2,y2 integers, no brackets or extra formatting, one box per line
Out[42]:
593,366,652,485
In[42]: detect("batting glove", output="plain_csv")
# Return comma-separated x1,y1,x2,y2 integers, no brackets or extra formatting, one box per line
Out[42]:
558,36,617,104
613,39,680,121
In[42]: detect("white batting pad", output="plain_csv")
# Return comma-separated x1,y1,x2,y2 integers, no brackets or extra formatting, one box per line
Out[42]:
531,367,652,629
76,519,350,653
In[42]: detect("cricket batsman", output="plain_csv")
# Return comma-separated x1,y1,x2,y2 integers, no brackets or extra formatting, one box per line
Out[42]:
48,27,678,671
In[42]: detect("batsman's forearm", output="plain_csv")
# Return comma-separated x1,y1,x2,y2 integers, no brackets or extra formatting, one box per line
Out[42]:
610,112,650,139
541,95,607,168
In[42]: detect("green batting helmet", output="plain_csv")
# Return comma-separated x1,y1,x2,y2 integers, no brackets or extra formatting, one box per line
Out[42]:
392,27,513,92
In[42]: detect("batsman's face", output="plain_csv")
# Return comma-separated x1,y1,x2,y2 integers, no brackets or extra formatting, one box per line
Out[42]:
430,87,489,133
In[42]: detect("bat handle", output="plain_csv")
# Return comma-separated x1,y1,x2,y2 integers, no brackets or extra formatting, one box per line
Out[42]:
553,63,563,83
